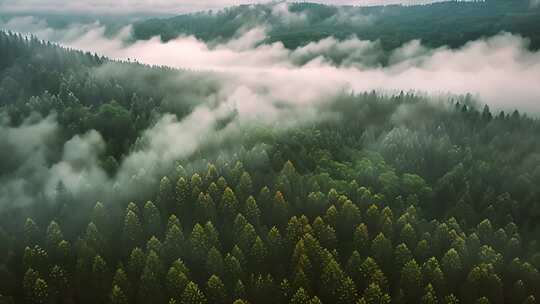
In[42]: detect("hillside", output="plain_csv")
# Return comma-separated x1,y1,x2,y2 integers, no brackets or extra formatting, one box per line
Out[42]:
1,29,540,304
132,1,540,50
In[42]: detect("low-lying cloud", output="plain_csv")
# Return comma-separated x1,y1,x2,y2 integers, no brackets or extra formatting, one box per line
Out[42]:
4,16,539,111
1,14,540,213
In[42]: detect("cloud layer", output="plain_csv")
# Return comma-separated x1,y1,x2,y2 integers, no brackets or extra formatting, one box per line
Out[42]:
4,16,539,112
1,14,540,213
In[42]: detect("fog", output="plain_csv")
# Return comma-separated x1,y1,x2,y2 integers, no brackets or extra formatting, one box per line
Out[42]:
1,10,540,212
4,15,539,111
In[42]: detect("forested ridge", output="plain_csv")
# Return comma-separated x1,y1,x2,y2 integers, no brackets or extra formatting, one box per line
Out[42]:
132,0,540,50
1,29,540,304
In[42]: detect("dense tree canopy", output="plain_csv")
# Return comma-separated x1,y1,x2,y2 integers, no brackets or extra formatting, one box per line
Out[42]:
1,24,540,304
132,0,540,51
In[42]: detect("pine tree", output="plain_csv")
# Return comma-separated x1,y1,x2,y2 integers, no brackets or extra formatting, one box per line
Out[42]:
401,259,422,304
45,221,63,251
23,268,39,302
365,205,380,234
320,258,345,302
371,233,392,270
238,223,257,254
222,188,239,224
338,201,361,237
85,222,103,252
166,266,189,302
267,226,283,267
181,282,207,304
164,223,185,264
244,196,261,229
353,224,370,256
158,176,174,208
206,247,225,278
346,251,363,288
32,278,49,304
56,240,71,264
143,201,162,237
208,182,220,204
24,218,40,246
139,250,165,304
225,255,243,290
273,191,290,228
92,255,109,297
415,239,432,264
361,283,391,304
421,284,438,304
475,297,490,304
127,247,146,280
324,205,339,229
124,210,143,249
206,164,219,185
441,294,459,304
236,172,253,203
146,236,163,256
112,267,130,297
292,269,310,292
190,224,209,261
463,263,503,304
422,257,446,296
176,177,190,212
359,257,388,292
400,223,417,250
217,177,229,195
249,236,267,273
394,243,413,270
290,288,311,304
49,265,69,302
204,222,220,250
337,276,358,304
110,285,129,304
233,280,247,301
205,275,228,304
441,248,462,285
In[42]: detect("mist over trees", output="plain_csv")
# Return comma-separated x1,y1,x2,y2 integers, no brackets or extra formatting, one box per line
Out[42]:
132,0,540,50
1,28,540,304
1,1,540,304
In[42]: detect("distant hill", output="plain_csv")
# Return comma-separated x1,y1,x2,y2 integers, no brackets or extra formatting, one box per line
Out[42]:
132,0,540,50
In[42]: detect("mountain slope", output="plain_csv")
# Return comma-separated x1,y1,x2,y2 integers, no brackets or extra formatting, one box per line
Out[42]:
132,1,540,50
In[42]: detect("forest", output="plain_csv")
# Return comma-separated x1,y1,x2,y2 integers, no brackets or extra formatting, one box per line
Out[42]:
132,0,540,50
1,29,540,304
1,1,540,304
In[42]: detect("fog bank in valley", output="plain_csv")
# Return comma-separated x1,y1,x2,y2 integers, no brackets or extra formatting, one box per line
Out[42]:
1,12,540,212
4,16,538,112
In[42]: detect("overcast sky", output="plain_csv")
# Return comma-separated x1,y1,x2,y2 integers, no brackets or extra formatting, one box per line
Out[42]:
0,0,453,14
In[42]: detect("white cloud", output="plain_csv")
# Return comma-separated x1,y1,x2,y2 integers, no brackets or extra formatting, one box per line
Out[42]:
4,16,540,113
2,16,540,212
5,16,540,112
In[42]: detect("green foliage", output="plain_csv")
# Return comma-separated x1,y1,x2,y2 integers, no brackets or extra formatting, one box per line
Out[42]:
181,282,207,304
205,275,228,304
133,1,540,54
361,283,391,304
2,27,540,304
110,285,128,304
